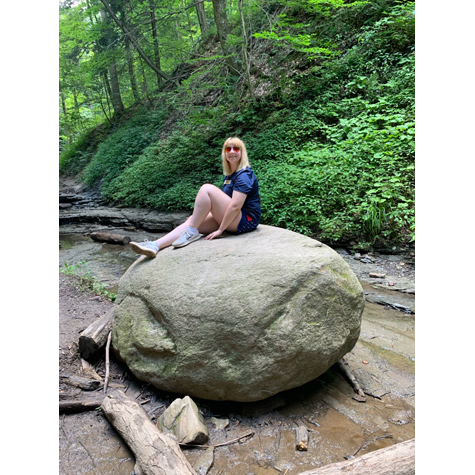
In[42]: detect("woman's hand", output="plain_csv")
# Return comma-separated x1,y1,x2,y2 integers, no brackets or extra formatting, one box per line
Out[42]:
205,229,224,241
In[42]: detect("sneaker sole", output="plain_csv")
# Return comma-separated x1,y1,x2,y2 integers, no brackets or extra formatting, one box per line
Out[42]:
129,242,157,258
172,233,202,248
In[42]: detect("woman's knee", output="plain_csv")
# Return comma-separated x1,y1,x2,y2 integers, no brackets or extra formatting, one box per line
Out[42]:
198,183,218,195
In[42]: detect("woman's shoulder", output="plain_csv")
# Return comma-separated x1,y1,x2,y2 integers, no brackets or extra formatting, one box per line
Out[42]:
235,166,254,177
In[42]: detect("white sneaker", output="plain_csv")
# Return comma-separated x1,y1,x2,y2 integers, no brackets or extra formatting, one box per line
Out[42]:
172,227,202,248
129,240,159,257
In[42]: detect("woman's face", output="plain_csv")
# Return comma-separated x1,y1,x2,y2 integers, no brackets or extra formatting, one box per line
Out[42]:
225,143,242,170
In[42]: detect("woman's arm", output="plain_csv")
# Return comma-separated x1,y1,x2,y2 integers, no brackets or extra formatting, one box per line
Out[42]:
205,190,247,240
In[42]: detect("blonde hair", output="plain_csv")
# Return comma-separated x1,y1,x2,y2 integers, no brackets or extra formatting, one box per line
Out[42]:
221,137,250,175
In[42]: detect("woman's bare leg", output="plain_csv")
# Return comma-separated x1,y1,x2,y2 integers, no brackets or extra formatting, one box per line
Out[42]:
189,184,240,231
154,184,241,250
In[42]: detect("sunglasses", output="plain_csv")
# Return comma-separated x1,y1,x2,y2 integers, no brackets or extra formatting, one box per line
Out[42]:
225,146,241,153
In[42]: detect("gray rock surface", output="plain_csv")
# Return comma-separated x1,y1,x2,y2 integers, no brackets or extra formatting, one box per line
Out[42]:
112,225,365,402
157,396,209,445
59,206,189,232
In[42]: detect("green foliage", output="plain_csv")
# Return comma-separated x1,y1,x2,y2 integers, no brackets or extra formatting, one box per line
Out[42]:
102,119,226,209
59,124,111,176
255,101,415,246
60,261,117,301
83,107,167,189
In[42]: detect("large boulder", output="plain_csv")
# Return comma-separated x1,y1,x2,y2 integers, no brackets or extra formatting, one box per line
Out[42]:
112,225,365,402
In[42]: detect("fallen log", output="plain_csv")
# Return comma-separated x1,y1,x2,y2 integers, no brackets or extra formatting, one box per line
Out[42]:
60,374,101,391
90,232,131,245
79,308,115,360
298,438,415,475
101,390,196,475
59,398,104,414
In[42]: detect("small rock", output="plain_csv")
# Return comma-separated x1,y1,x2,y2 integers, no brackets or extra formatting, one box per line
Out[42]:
157,395,209,445
369,272,386,279
194,447,214,475
210,417,229,430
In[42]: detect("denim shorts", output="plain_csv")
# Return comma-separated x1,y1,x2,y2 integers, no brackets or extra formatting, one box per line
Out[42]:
236,212,259,234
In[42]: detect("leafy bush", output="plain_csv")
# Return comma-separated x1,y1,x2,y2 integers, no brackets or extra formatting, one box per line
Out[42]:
59,124,110,176
83,107,168,189
102,123,226,209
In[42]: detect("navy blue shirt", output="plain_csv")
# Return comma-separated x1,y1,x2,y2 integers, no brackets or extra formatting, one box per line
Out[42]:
222,167,261,222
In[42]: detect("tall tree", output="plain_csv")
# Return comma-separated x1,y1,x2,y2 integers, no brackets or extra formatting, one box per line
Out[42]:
149,0,163,87
119,0,141,102
100,8,125,115
98,0,172,83
239,0,254,99
195,0,207,34
211,0,240,76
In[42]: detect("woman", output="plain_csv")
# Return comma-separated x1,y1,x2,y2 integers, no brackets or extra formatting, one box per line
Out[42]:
129,137,261,258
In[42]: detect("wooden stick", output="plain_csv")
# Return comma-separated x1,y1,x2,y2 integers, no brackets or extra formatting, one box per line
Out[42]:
295,424,309,451
181,430,255,449
347,435,393,459
337,358,366,402
104,331,112,394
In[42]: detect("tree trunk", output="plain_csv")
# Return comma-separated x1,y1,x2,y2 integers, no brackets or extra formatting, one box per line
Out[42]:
238,0,254,98
102,71,113,117
149,0,163,87
211,0,240,76
140,59,150,98
101,390,196,475
60,88,67,117
196,0,207,34
182,0,194,43
122,0,140,102
100,9,124,115
73,92,79,111
126,41,140,102
98,0,172,84
109,62,125,115
298,438,415,475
